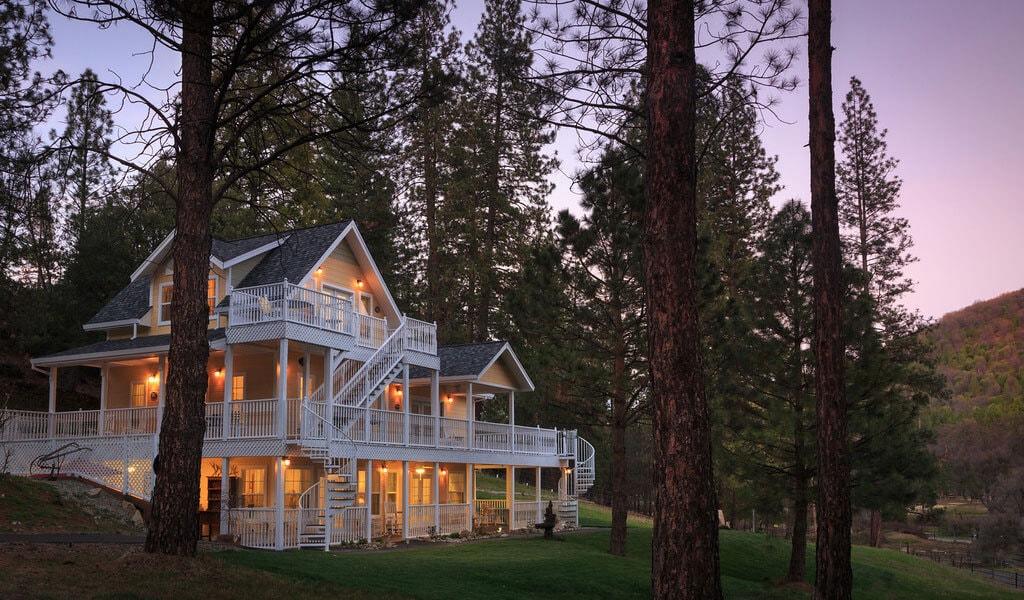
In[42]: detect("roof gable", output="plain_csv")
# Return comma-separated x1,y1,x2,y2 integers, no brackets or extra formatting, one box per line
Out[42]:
411,341,534,391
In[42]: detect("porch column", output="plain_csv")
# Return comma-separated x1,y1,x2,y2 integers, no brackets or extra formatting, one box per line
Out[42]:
433,461,440,533
98,365,108,435
469,464,476,531
277,339,288,438
509,391,516,454
535,467,542,524
401,363,410,446
325,351,335,446
219,457,230,535
156,355,166,434
275,457,285,550
222,346,233,438
506,466,514,531
302,350,311,397
47,367,57,437
366,459,374,541
401,461,410,539
466,383,474,450
430,370,439,447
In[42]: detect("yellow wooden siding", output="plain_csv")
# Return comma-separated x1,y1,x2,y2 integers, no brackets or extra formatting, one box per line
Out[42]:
479,360,517,389
148,260,226,335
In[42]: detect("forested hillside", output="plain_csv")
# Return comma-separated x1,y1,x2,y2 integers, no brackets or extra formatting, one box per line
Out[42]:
928,289,1024,423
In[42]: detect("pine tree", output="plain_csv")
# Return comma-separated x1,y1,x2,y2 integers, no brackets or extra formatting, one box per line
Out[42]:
837,76,939,547
51,68,117,249
460,0,555,342
837,76,914,336
557,146,646,556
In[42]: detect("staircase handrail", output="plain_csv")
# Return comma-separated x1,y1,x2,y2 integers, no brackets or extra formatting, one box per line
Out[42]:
334,320,406,408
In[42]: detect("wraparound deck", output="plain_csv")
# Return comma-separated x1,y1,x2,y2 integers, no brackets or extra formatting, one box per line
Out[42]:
0,404,573,457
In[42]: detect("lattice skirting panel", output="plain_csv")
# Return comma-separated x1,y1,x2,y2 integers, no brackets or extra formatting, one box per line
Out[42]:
203,438,287,458
3,436,156,500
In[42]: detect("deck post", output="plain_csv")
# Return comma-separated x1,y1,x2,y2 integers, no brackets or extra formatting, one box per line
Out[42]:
277,339,288,437
220,457,230,536
506,465,514,531
509,391,515,454
401,461,410,539
433,461,440,533
366,459,374,541
275,457,285,550
535,467,542,524
46,367,57,438
223,346,233,438
469,464,476,531
466,383,474,450
98,364,108,435
431,370,439,447
402,362,410,446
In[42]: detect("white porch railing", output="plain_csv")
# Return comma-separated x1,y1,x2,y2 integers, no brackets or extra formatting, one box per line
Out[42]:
229,398,277,438
404,317,437,354
229,282,399,350
408,504,434,538
7,405,569,458
408,414,435,446
438,503,470,535
474,499,508,528
229,508,300,550
513,501,543,530
438,417,468,449
473,422,511,452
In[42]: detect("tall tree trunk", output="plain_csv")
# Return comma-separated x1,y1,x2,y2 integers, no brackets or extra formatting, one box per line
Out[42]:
869,509,882,547
144,0,215,557
787,457,810,583
809,0,851,597
645,1,722,598
609,301,628,556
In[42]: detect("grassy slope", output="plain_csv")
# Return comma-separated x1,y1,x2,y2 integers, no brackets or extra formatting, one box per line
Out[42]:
219,503,1019,600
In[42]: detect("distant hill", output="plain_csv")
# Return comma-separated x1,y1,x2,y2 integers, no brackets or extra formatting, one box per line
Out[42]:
927,289,1024,421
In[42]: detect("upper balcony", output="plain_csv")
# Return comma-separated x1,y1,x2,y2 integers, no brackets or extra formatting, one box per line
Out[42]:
226,282,436,356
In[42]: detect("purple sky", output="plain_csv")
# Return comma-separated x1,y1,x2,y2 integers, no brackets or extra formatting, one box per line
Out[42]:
760,0,1024,320
48,1,1023,321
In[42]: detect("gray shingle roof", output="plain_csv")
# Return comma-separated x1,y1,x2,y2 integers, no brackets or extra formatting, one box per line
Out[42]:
211,231,287,262
409,341,509,380
91,221,353,323
85,275,152,326
35,329,227,364
234,221,351,288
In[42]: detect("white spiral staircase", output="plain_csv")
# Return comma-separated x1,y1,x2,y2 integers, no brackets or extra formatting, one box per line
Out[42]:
560,436,596,525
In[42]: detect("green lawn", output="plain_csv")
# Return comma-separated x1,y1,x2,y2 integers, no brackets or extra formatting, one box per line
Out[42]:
217,504,1020,600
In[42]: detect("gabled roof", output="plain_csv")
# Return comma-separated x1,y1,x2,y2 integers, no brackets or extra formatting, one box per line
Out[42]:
85,220,403,330
84,275,151,329
32,329,227,368
410,341,535,391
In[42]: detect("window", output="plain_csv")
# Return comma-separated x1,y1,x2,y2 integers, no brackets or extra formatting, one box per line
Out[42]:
231,374,245,401
241,467,266,507
130,382,146,407
158,283,173,325
207,277,217,317
157,277,216,326
284,468,311,509
448,471,466,504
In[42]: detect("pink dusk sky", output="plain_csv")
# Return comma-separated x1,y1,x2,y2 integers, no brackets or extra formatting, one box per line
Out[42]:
46,1,1023,321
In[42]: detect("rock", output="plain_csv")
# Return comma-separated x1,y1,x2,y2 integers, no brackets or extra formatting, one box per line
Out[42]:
131,509,145,528
86,488,101,497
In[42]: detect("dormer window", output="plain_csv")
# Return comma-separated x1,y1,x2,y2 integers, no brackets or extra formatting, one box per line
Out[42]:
158,278,217,325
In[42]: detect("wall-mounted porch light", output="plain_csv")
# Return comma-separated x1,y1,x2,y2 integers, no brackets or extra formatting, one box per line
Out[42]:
440,467,448,477
356,279,363,288
315,266,324,276
282,458,291,467
415,467,425,475
148,373,159,384
381,463,389,473
214,368,223,378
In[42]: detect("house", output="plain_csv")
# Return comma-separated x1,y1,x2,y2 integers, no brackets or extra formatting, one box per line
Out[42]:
1,221,594,550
